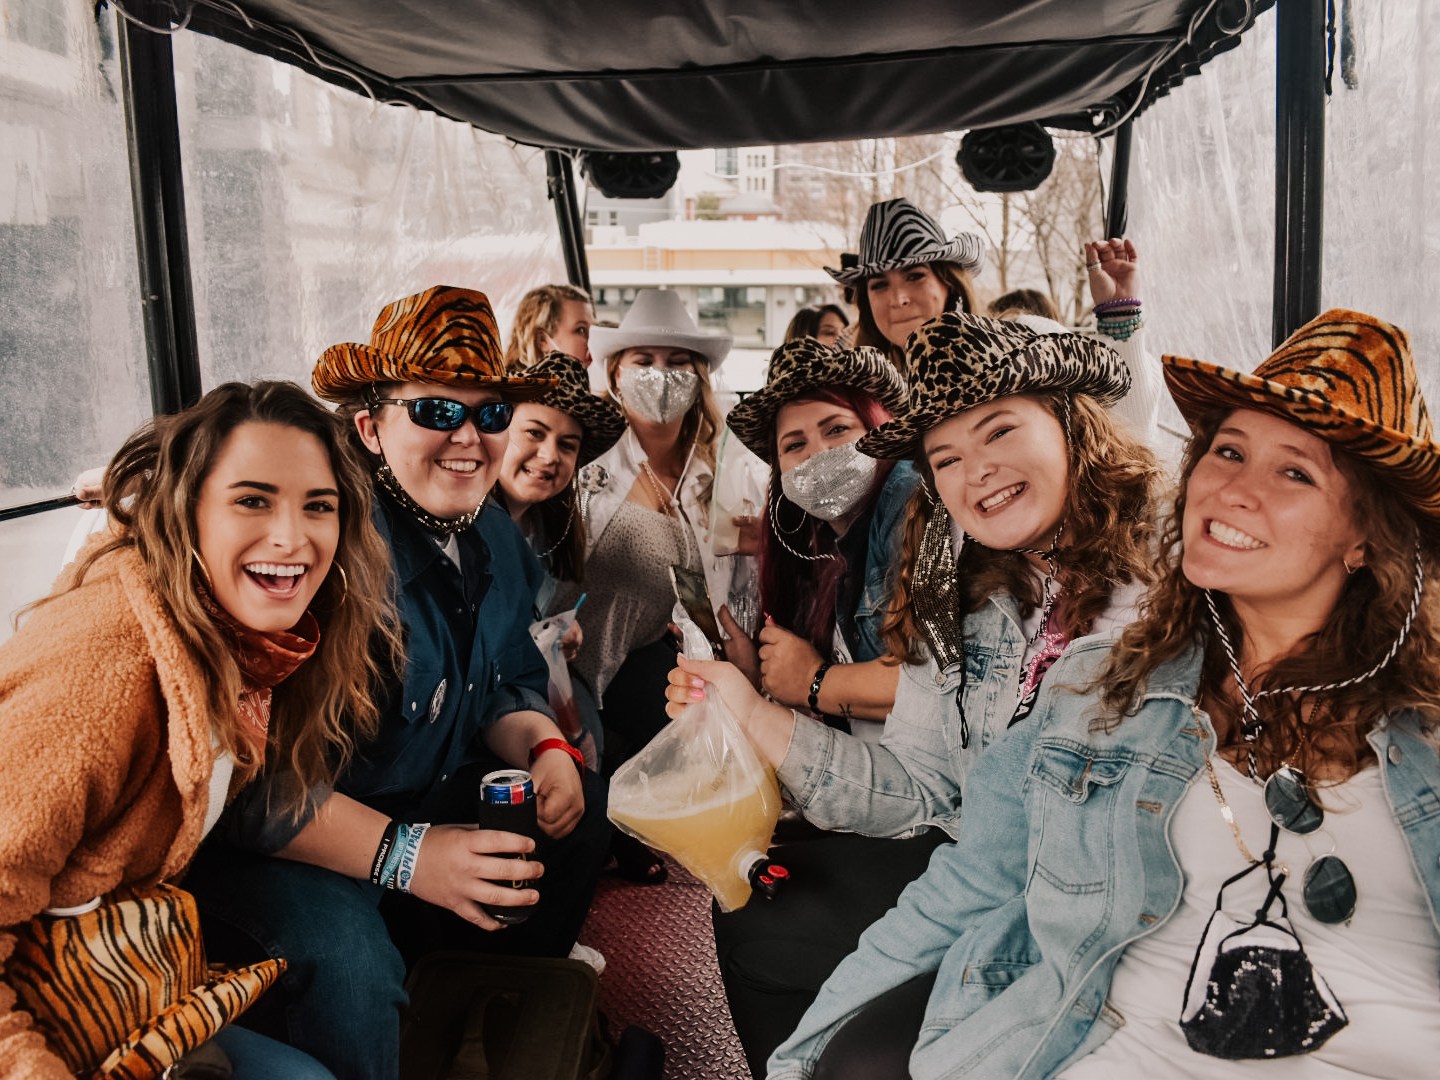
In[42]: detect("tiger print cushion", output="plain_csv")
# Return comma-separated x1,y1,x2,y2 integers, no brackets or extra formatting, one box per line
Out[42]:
1163,308,1440,521
9,883,284,1079
857,311,1130,460
312,285,555,402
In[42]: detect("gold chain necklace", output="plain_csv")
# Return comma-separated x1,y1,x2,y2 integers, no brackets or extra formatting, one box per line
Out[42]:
640,459,677,517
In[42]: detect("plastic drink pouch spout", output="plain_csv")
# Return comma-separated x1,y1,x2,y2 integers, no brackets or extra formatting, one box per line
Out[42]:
528,599,596,770
607,605,782,911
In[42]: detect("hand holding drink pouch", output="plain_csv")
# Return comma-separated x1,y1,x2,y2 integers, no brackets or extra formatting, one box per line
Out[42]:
528,602,597,771
607,605,783,911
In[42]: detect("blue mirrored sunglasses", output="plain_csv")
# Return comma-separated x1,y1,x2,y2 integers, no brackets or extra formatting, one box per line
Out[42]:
370,395,514,434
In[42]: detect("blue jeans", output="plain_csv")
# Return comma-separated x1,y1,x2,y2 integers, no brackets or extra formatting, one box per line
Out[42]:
213,1025,338,1079
186,850,406,1080
185,767,609,1080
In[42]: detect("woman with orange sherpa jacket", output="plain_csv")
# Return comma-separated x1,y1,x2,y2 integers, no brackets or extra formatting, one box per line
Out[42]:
0,382,398,1080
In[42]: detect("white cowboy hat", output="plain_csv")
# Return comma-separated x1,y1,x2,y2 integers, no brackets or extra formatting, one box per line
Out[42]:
588,289,734,373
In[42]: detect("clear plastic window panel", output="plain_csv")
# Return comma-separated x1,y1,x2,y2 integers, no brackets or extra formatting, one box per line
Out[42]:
0,0,149,639
171,31,567,388
1130,3,1439,418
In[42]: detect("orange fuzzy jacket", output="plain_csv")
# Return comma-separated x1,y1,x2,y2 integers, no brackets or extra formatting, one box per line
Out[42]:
0,546,220,1080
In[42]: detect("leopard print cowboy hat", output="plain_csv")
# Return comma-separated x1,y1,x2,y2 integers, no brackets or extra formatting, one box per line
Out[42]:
825,198,986,286
522,351,626,465
726,339,906,462
312,286,555,402
1163,308,1440,521
857,312,1131,459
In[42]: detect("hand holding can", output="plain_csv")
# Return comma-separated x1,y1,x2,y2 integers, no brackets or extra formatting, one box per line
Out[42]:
477,770,539,925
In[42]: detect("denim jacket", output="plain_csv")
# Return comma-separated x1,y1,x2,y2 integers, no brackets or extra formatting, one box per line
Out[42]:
849,461,917,662
769,636,1440,1079
779,582,1142,839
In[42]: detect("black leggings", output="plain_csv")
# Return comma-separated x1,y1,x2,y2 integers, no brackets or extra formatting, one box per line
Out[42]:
712,830,949,1078
813,971,937,1080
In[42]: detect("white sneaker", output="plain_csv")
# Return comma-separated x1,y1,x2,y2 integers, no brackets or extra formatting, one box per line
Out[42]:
569,942,606,975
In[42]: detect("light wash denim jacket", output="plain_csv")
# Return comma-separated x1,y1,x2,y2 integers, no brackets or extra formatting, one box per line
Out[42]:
770,636,1440,1079
779,583,1142,839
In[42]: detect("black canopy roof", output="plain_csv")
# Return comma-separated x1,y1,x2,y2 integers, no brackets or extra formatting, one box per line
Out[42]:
181,0,1272,151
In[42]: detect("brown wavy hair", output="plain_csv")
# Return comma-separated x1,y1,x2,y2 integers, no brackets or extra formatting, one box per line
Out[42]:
505,284,593,369
605,349,723,474
852,261,978,374
881,392,1161,664
38,382,403,819
1094,410,1440,784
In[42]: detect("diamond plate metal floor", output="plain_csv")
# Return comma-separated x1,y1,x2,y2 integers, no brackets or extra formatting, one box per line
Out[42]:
580,854,751,1080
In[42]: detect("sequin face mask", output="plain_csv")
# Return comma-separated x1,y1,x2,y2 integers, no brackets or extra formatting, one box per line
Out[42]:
618,367,700,425
780,442,878,522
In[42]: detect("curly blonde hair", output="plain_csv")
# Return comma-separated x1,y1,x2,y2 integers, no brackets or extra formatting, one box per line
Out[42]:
1094,411,1440,783
881,392,1161,664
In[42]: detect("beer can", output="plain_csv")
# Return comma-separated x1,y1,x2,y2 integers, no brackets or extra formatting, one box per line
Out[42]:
478,769,538,925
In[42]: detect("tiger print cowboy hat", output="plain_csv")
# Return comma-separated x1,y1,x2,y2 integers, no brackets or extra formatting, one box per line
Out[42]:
523,351,626,464
312,286,554,402
1163,309,1440,520
726,338,906,462
858,312,1130,459
825,198,986,286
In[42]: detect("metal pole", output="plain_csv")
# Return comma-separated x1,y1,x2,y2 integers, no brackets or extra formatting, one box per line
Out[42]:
1105,120,1133,239
117,0,202,414
1273,0,1326,346
545,150,592,294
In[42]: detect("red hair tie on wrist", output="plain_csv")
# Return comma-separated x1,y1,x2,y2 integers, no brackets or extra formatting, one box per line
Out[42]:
528,737,585,773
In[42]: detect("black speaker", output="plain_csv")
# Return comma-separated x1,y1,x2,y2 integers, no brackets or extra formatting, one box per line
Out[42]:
956,124,1056,193
578,151,681,199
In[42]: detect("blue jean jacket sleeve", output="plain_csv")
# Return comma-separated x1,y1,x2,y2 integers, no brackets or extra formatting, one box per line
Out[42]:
219,776,334,854
768,715,1038,1079
778,681,961,837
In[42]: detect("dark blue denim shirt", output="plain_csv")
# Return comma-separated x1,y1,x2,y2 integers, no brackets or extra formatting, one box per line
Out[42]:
229,491,553,850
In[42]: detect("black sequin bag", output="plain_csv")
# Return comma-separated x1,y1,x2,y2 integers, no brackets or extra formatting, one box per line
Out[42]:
1180,832,1348,1060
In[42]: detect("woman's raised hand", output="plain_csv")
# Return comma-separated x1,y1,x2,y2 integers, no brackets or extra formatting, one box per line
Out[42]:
1084,238,1139,305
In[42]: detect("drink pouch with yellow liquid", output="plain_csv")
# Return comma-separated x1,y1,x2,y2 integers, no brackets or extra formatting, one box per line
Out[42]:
608,607,782,911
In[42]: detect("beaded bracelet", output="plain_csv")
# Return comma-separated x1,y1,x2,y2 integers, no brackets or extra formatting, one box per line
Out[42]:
1098,317,1144,342
808,662,834,714
1094,297,1141,315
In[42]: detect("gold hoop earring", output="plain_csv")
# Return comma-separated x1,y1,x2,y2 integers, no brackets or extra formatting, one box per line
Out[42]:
188,546,213,591
332,562,349,607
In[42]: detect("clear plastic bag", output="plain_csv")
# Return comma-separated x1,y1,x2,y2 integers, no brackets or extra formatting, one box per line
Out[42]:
528,604,598,771
607,607,782,911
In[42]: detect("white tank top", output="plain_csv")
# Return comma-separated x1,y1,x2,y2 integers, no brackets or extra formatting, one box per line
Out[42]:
1061,757,1440,1078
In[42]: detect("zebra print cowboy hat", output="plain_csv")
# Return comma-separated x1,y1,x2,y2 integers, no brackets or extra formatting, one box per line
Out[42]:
726,338,905,462
1163,309,1440,521
312,286,554,402
858,312,1130,459
825,198,986,286
523,351,626,464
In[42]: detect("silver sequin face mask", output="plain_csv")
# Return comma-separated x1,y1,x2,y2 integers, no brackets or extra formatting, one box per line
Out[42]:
618,367,700,425
780,442,878,522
